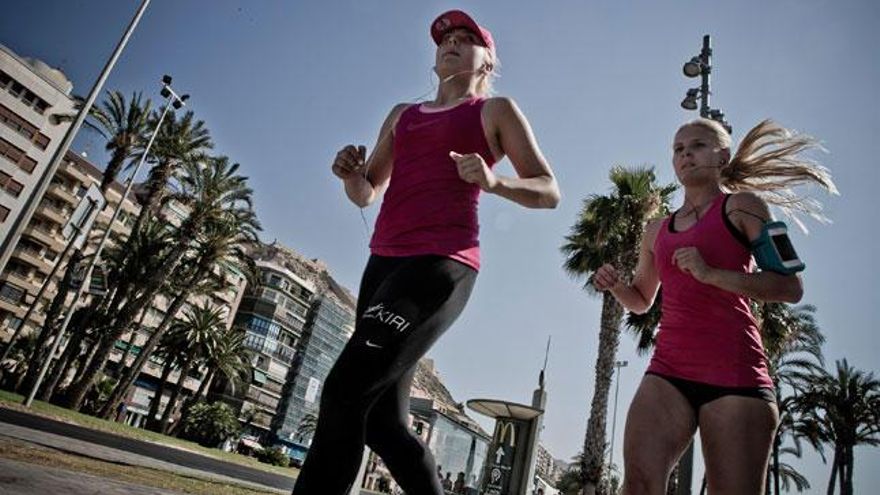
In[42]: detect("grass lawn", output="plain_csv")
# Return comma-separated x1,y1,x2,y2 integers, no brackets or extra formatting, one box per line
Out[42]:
0,389,299,479
0,435,283,494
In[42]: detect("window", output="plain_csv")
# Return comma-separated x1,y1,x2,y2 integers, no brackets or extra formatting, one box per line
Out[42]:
1,311,23,330
262,288,278,302
0,204,9,222
34,133,50,150
10,82,24,97
0,172,24,197
0,137,36,173
44,248,58,262
0,72,51,115
0,282,26,304
0,104,41,145
34,100,49,115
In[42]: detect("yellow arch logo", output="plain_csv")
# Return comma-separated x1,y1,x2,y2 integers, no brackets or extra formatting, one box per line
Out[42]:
496,421,516,447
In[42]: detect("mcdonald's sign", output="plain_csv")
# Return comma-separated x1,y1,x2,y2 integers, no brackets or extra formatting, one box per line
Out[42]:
495,420,517,448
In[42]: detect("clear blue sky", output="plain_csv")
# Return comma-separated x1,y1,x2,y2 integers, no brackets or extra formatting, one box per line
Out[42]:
3,0,878,491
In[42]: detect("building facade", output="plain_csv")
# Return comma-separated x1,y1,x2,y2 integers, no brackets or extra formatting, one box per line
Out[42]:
0,44,75,265
0,150,140,340
273,278,355,449
213,242,356,448
534,443,564,487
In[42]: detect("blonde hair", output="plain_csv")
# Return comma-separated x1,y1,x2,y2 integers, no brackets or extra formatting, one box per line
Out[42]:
475,49,500,96
681,118,838,229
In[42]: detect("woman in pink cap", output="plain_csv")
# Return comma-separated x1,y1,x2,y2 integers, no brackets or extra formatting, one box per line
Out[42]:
593,117,835,494
291,10,559,495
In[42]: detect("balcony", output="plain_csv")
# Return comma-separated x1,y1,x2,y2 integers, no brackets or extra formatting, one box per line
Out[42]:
59,160,90,183
47,182,78,205
12,245,50,273
24,224,62,249
36,201,69,225
3,269,35,291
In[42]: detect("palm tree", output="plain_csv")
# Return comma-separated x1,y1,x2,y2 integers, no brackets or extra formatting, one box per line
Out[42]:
561,166,676,494
65,155,255,410
0,332,38,390
156,302,226,434
14,90,153,396
59,110,212,405
83,90,153,192
39,219,174,402
145,327,186,430
758,303,824,495
794,359,880,495
128,109,212,238
99,158,259,418
171,324,251,435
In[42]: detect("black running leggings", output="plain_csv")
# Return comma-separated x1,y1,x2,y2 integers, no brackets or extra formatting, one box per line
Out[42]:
291,254,477,495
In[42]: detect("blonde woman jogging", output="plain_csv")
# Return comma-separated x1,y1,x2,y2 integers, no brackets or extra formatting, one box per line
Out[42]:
594,118,835,494
292,10,559,495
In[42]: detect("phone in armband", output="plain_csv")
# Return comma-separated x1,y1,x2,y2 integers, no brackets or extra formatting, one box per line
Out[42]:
751,221,805,274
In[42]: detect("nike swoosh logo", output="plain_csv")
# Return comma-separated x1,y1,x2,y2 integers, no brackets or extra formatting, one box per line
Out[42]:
406,119,444,132
365,340,383,349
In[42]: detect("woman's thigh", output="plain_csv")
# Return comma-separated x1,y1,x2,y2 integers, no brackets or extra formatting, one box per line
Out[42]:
622,375,697,494
699,395,779,495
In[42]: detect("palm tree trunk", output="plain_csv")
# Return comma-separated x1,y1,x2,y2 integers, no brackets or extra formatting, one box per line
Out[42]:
127,161,170,239
160,359,193,434
147,359,174,430
37,328,82,401
170,368,214,437
65,276,171,409
99,290,189,419
73,338,101,383
843,444,853,495
65,229,194,410
827,447,839,495
116,308,149,373
17,250,83,393
580,292,624,495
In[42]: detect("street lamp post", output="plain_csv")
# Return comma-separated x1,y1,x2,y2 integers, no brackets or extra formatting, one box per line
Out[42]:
608,359,628,487
680,35,732,134
22,76,189,408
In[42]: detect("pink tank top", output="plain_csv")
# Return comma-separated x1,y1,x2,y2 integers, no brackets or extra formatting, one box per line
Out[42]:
370,97,496,270
648,194,773,388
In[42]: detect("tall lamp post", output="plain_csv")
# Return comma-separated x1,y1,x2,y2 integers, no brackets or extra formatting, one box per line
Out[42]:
607,359,628,489
681,35,732,134
675,36,735,494
22,75,189,408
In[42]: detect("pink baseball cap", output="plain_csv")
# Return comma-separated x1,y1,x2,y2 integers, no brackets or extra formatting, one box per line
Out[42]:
430,10,495,53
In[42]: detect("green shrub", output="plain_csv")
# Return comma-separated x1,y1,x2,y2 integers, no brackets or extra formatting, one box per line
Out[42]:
257,446,290,467
179,401,241,447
